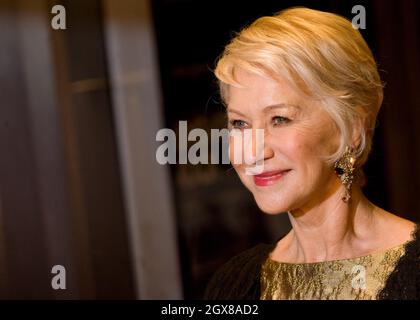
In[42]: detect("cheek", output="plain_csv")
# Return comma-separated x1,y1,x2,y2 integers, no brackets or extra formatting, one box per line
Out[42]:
229,137,246,179
272,129,333,186
229,136,240,168
272,130,310,162
283,124,337,162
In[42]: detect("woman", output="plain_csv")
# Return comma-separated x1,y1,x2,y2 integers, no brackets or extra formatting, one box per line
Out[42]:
204,7,419,300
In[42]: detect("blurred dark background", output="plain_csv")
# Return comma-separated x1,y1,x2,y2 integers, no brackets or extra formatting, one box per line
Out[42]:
0,0,419,299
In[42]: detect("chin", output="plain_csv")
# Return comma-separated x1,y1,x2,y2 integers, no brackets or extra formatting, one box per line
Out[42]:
253,194,292,215
258,206,286,215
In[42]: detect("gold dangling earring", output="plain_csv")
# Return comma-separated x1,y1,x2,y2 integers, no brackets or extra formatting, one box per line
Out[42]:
334,146,357,202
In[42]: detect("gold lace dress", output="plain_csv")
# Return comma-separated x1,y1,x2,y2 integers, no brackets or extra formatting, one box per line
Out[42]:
260,243,407,300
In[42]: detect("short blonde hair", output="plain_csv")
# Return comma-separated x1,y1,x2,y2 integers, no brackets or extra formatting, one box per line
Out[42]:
215,7,383,184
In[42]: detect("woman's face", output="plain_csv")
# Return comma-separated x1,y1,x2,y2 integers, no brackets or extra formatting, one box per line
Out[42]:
227,69,342,214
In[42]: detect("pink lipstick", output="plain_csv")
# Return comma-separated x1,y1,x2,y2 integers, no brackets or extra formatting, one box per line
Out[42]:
253,169,290,186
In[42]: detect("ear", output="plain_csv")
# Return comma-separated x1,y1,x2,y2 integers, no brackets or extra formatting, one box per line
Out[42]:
351,117,364,149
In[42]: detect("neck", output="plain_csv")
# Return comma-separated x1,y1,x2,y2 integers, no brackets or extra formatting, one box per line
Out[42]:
287,186,377,263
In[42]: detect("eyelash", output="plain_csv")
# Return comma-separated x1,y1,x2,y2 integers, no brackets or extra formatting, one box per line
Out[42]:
229,119,247,129
228,116,291,129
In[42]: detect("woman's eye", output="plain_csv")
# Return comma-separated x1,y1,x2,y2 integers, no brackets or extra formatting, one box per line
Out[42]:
272,116,291,126
229,119,248,129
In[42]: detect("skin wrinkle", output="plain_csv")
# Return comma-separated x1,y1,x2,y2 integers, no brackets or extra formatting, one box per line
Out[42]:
287,189,378,262
226,68,416,265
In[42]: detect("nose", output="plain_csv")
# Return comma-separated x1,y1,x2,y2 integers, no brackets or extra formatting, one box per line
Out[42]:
230,128,274,166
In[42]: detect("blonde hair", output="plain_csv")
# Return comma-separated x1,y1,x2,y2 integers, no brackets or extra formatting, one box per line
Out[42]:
215,7,383,184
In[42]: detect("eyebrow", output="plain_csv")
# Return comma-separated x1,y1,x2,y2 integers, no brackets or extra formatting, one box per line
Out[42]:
227,103,300,117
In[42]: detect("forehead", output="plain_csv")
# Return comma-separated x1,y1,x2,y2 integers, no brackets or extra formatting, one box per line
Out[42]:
227,69,303,112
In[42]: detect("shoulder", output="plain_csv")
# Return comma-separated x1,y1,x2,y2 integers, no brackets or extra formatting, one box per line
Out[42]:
373,208,418,248
204,243,275,300
388,215,418,243
379,223,420,299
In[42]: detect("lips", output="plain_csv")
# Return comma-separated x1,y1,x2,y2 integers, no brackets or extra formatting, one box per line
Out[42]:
253,169,291,186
